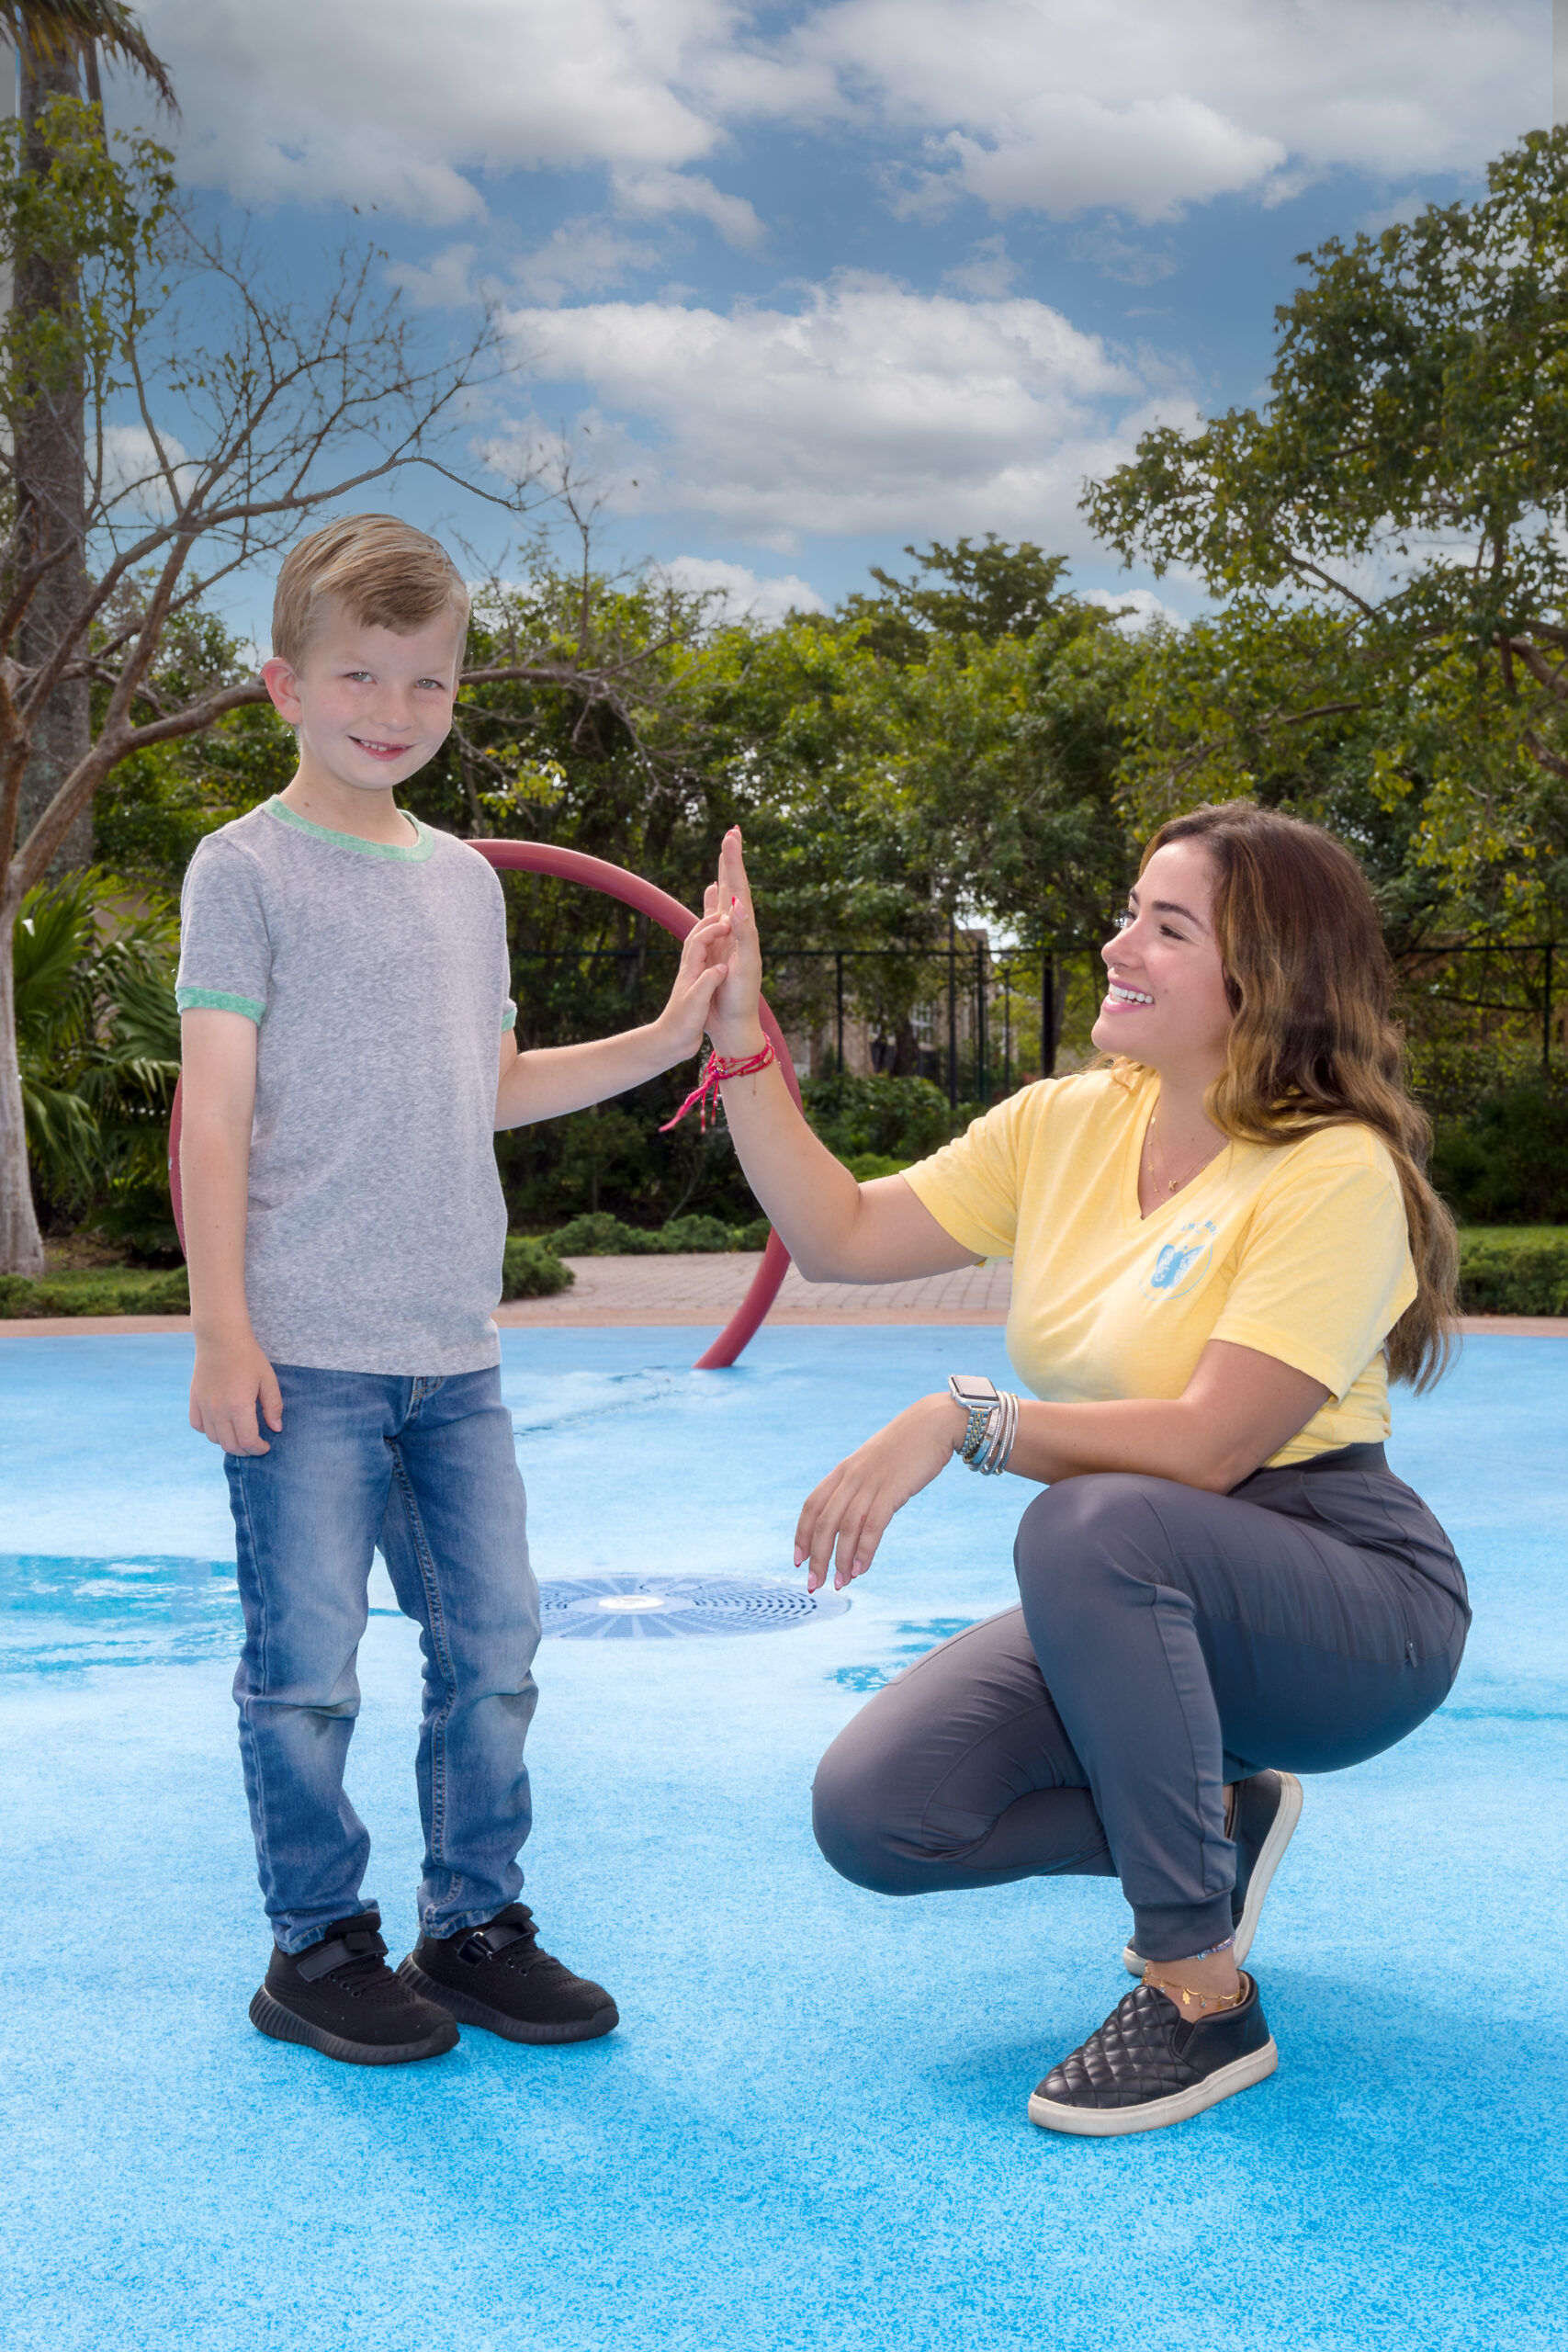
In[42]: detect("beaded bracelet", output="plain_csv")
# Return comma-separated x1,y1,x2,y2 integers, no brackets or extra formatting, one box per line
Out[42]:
961,1391,1020,1476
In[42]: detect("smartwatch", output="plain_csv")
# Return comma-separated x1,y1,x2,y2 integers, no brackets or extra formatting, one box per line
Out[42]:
948,1373,1000,1462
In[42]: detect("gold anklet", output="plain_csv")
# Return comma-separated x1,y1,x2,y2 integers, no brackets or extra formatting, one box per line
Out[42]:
1141,1962,1248,2015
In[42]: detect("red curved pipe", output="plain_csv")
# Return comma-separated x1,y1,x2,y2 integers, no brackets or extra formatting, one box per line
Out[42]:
168,837,797,1369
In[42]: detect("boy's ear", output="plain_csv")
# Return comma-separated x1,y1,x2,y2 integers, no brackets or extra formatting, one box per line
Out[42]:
261,656,302,725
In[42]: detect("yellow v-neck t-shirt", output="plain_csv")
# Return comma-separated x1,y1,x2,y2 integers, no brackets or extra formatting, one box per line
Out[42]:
901,1066,1417,1467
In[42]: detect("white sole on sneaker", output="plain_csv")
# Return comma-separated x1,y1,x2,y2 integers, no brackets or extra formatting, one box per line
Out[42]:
1028,2036,1278,2136
1120,1770,1304,1977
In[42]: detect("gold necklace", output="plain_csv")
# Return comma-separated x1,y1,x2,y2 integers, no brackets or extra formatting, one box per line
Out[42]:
1148,1110,1222,1196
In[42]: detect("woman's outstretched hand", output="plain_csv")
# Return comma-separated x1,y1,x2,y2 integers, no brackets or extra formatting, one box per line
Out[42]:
795,1394,964,1591
702,826,764,1050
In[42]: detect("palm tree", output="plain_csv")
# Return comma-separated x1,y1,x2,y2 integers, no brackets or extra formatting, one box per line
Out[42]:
0,5,174,106
1,4,175,865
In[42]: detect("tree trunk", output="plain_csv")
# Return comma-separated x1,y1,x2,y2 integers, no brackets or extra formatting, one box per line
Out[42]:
15,47,92,874
0,891,45,1274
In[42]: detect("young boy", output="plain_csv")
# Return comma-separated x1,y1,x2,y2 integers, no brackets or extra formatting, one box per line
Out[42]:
177,514,728,2065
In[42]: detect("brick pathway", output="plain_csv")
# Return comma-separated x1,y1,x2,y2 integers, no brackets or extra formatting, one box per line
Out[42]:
493,1251,1015,1327
1,1249,1562,1336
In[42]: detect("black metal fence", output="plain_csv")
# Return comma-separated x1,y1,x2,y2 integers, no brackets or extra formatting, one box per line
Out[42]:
512,934,1067,1109
512,931,1568,1114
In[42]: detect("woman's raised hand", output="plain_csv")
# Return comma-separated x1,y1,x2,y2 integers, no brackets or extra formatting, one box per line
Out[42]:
795,1395,963,1591
703,825,764,1051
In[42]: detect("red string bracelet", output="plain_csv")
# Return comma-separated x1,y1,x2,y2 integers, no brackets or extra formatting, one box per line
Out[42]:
660,1040,776,1132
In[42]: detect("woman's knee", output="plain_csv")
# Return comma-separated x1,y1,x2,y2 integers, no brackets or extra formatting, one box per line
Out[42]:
1013,1473,1167,1611
811,1728,926,1896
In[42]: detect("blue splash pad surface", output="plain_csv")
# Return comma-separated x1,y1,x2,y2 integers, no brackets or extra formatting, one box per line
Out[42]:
1,1327,1564,2352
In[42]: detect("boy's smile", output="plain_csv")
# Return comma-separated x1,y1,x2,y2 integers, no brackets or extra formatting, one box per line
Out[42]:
262,599,464,839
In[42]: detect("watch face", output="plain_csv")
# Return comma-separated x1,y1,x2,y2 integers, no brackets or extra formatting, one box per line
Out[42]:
950,1375,999,1407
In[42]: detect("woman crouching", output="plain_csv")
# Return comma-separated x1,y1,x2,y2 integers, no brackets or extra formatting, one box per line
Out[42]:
696,797,1467,2136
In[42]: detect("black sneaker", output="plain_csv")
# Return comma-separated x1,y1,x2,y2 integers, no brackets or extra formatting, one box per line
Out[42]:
399,1905,618,2045
1029,1975,1277,2137
1122,1769,1303,1975
249,1912,459,2066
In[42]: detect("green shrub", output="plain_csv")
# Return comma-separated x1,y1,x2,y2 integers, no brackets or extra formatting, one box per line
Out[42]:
0,1265,190,1317
542,1210,771,1256
843,1151,910,1182
801,1073,961,1162
15,871,182,1249
1432,1088,1568,1224
1457,1228,1568,1315
501,1237,574,1299
658,1213,764,1252
544,1212,667,1256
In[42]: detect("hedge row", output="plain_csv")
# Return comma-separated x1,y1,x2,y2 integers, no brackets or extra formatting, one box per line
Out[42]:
0,1266,192,1317
541,1210,773,1257
0,1247,576,1318
6,1224,1567,1319
1455,1228,1568,1317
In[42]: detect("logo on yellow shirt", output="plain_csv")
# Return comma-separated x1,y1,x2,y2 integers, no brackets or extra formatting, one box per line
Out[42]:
1143,1217,1217,1302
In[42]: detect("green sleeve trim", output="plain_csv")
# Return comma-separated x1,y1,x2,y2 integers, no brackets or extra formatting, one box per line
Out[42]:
501,1000,517,1032
176,986,265,1023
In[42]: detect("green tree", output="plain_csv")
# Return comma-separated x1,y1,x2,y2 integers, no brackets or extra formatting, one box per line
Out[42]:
0,97,558,1275
1084,126,1568,923
5,3,176,866
842,534,1073,664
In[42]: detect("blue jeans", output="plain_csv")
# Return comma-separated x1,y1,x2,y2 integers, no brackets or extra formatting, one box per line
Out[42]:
224,1363,538,1953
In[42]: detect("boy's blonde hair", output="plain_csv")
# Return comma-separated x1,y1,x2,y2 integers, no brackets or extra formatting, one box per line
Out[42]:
272,514,470,668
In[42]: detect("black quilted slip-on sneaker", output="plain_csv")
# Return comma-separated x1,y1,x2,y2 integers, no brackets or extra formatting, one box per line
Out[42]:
1029,1975,1277,2138
249,1912,459,2065
399,1904,618,2045
1122,1769,1303,1975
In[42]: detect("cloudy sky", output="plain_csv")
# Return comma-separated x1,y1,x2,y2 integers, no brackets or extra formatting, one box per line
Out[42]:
122,0,1551,625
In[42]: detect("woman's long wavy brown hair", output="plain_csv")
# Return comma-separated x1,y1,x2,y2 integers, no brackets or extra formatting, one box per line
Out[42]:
1135,799,1457,1389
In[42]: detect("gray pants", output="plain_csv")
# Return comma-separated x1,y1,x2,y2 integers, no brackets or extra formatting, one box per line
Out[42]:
812,1445,1469,1961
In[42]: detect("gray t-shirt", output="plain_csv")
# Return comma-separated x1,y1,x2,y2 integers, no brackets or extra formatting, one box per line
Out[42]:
175,797,516,1374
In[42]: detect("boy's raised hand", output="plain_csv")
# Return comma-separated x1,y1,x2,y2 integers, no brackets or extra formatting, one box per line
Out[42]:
653,906,733,1063
702,827,763,1050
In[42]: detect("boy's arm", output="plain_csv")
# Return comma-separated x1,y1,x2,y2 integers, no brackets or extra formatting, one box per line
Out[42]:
180,1009,283,1454
494,913,730,1131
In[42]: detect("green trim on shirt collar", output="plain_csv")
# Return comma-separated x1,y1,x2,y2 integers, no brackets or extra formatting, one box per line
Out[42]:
262,795,434,862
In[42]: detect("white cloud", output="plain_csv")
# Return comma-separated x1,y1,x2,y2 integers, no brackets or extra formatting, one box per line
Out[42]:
100,422,196,517
514,220,666,306
942,235,1019,298
135,0,736,221
386,243,485,311
655,555,827,620
499,274,1191,549
928,98,1283,225
1071,227,1179,288
745,0,1541,217
132,1,1542,229
612,167,764,249
1082,585,1186,631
